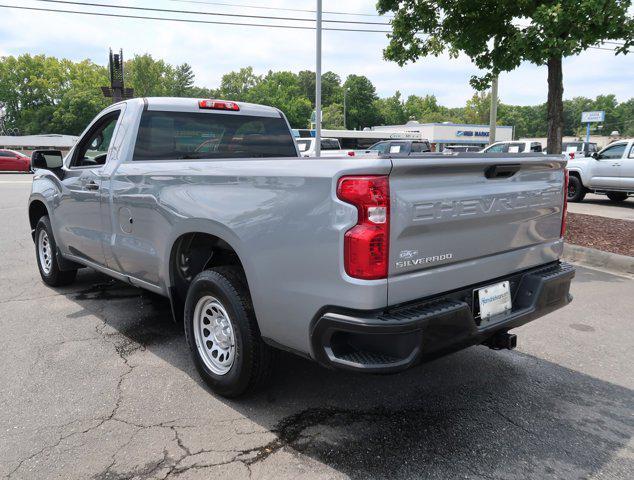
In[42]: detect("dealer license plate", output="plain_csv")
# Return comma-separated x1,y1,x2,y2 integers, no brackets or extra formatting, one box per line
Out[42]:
477,281,512,320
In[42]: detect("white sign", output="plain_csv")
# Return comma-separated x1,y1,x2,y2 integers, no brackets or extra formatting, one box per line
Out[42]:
581,111,605,123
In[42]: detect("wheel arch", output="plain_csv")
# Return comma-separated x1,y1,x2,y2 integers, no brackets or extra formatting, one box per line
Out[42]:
28,199,50,241
163,222,252,325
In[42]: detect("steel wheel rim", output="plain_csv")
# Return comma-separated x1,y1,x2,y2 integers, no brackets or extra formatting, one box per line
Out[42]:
38,229,53,275
193,295,236,375
567,182,577,199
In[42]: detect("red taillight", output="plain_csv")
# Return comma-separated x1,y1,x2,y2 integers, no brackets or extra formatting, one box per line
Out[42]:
561,169,569,237
198,100,240,111
347,151,355,157
337,175,389,280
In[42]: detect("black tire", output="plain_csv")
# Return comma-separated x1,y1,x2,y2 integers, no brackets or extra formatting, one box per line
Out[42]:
35,216,77,287
567,175,586,202
606,192,628,202
184,266,274,398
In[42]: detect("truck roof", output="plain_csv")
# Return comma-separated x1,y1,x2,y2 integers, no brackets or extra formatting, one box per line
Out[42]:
120,97,283,118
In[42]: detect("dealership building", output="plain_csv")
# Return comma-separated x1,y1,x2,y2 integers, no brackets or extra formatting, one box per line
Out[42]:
372,121,514,151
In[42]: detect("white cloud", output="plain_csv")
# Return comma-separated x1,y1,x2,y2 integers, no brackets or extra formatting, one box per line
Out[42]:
0,0,631,107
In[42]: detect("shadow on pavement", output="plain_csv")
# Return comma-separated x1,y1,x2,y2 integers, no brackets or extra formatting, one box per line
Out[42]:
61,269,633,479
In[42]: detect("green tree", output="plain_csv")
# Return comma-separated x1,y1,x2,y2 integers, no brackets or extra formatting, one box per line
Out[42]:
463,92,491,125
297,70,343,106
343,74,381,129
377,0,633,153
125,54,172,97
375,91,408,125
167,63,195,96
245,71,312,127
217,67,261,101
322,103,345,129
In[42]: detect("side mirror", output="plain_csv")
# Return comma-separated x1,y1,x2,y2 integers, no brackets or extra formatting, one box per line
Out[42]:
592,152,600,160
31,150,64,170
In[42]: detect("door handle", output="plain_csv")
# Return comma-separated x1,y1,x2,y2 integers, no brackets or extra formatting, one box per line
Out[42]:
85,181,99,191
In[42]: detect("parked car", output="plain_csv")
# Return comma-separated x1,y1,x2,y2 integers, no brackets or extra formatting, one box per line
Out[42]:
0,149,31,172
295,137,354,157
561,141,598,160
28,98,574,397
364,139,431,155
443,145,482,153
481,141,543,154
566,139,634,202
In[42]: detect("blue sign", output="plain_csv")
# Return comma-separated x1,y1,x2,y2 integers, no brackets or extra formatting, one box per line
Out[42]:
457,130,489,137
581,111,605,123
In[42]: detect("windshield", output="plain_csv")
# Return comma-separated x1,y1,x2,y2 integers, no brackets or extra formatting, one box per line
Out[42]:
133,111,297,160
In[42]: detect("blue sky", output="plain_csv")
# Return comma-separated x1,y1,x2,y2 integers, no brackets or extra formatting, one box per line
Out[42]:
1,0,632,107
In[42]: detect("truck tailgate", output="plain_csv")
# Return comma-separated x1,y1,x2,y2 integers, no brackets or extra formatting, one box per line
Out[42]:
387,154,566,305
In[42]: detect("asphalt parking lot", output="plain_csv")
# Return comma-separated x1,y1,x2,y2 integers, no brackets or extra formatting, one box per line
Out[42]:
568,193,634,221
1,174,633,480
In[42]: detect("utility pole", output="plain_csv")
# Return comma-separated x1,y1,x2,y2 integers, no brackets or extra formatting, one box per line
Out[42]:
101,49,134,104
315,0,322,157
343,88,347,130
488,75,498,144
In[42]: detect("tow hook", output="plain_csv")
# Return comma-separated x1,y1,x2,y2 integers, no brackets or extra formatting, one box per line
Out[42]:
484,332,517,350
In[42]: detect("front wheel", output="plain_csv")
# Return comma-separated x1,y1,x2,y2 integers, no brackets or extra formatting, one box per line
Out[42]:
606,192,628,202
567,175,586,202
35,216,77,286
184,266,274,397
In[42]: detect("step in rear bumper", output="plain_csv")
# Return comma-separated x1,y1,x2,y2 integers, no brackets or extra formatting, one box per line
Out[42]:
310,261,575,373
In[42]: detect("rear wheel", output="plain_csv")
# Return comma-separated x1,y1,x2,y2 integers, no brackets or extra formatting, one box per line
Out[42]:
184,266,274,397
606,192,628,202
35,216,77,286
567,175,586,202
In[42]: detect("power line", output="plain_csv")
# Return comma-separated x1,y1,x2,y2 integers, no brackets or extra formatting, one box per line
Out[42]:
0,4,392,32
33,0,390,25
1,3,624,51
165,0,392,18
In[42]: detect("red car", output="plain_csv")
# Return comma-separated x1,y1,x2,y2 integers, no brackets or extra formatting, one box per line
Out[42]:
0,149,31,172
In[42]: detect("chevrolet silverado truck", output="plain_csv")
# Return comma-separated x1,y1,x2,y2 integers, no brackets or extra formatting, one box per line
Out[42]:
566,139,634,202
28,98,575,397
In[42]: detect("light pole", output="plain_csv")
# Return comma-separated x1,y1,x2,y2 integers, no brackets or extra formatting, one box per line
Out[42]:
315,0,322,157
343,87,348,130
488,75,498,144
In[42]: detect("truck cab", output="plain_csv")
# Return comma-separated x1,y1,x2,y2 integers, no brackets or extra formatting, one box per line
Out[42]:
481,141,543,154
567,139,634,202
365,139,431,155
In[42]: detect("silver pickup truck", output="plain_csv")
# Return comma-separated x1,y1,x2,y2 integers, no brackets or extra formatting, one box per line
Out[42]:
28,98,575,397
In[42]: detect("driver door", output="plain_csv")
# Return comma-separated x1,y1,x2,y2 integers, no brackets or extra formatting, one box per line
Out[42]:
54,108,123,266
590,143,626,189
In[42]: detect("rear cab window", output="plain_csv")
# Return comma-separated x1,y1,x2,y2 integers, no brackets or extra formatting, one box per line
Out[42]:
133,111,298,160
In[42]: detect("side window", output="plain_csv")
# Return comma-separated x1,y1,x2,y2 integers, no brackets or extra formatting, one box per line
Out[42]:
487,143,507,153
389,142,407,154
369,142,388,153
507,143,524,153
71,111,121,168
588,144,597,154
600,144,626,159
0,150,10,157
410,142,429,153
629,145,634,159
530,143,542,152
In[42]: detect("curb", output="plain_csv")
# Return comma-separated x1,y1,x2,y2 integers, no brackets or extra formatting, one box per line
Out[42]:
563,244,634,277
